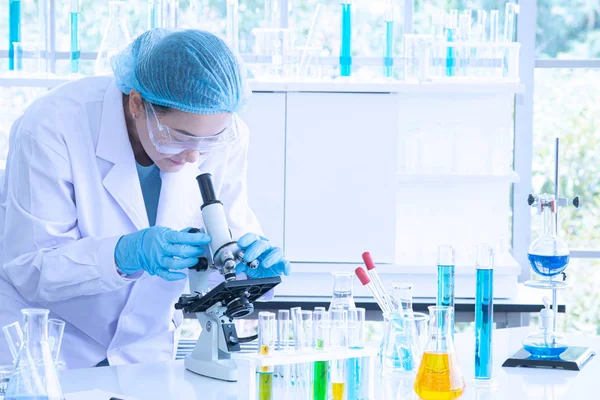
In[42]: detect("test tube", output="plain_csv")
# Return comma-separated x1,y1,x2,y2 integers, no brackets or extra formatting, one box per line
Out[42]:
347,308,366,400
437,245,455,338
258,312,275,400
458,13,471,77
294,310,313,399
162,0,179,28
475,244,494,381
383,0,394,78
70,0,80,74
2,321,23,361
329,309,348,400
226,0,239,52
431,10,445,78
340,0,352,76
9,0,21,71
276,310,290,380
503,2,518,42
48,319,65,363
445,10,458,77
148,0,160,29
313,310,329,400
393,283,414,316
489,10,501,77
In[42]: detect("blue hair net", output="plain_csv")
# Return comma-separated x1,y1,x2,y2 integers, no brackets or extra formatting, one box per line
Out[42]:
111,29,250,114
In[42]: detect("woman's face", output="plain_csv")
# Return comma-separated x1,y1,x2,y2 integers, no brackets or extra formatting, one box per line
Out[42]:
129,93,232,173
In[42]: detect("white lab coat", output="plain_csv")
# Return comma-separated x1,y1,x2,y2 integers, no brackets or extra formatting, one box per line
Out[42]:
0,76,262,369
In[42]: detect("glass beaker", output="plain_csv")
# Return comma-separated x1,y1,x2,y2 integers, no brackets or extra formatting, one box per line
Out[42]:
4,309,64,400
414,306,465,400
329,272,356,312
95,1,131,75
380,312,422,376
527,194,570,278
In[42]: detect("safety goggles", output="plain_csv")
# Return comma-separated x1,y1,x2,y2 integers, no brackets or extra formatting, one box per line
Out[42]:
144,101,237,155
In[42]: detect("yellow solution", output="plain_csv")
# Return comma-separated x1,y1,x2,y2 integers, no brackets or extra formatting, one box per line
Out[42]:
259,345,269,373
414,352,465,400
332,382,345,400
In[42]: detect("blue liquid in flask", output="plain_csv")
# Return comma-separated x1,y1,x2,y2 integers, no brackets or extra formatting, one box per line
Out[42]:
527,254,570,277
524,344,568,359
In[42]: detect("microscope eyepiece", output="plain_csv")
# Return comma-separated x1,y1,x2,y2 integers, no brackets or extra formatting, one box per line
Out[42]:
197,173,222,210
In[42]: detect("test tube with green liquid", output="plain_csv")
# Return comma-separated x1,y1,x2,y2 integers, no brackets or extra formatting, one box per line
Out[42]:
258,312,275,400
313,310,329,400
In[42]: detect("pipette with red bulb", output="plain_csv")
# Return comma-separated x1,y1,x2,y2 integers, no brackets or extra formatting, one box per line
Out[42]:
355,267,394,315
361,252,395,313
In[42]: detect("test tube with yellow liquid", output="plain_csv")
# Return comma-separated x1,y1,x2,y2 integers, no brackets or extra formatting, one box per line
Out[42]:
258,312,276,400
329,309,348,400
414,306,465,400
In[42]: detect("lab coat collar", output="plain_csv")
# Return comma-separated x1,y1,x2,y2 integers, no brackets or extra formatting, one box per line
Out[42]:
96,81,149,231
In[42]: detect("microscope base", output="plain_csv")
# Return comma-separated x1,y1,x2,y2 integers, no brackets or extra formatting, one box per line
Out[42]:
184,355,238,382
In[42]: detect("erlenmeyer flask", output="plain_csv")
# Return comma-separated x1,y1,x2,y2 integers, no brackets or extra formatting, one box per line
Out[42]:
380,312,421,376
4,309,65,400
527,194,570,279
328,272,356,311
95,1,131,75
414,306,464,400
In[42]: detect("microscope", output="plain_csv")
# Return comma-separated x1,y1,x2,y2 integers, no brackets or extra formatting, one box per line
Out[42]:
175,173,281,382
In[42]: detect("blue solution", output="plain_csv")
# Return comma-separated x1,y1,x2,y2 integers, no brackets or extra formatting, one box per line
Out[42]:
437,264,455,338
475,268,493,379
340,3,352,76
445,28,455,77
149,1,159,29
70,12,80,74
524,344,568,358
347,348,366,400
527,254,570,277
384,20,394,77
9,0,21,71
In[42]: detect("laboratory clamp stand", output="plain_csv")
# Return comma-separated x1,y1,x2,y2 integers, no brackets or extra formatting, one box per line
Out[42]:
503,138,595,371
175,173,281,382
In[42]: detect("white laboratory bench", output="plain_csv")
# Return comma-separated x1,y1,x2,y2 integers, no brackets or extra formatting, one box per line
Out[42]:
59,327,597,400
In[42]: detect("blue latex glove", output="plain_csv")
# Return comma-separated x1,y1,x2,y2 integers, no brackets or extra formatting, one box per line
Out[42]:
235,233,291,279
115,226,211,281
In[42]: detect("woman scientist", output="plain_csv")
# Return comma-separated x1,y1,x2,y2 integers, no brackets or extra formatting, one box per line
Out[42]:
0,29,289,369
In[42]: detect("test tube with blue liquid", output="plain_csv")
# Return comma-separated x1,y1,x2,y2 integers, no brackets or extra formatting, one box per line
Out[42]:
340,0,352,77
9,0,21,71
437,245,455,338
445,10,458,77
70,0,80,74
148,0,160,29
475,244,494,382
347,308,366,400
383,0,394,78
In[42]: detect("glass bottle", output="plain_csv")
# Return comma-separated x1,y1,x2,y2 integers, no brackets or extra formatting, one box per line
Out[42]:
95,1,131,75
527,194,570,278
414,306,465,400
328,271,356,311
522,297,568,358
4,309,65,400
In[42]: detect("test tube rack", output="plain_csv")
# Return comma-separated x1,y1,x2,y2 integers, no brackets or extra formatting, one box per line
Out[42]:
234,346,378,400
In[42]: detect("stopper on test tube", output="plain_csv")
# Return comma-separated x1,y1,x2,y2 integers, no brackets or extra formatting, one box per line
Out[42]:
361,252,376,270
355,267,371,285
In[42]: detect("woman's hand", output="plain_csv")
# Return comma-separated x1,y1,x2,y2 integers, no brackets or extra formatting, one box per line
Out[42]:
115,226,211,281
235,233,291,279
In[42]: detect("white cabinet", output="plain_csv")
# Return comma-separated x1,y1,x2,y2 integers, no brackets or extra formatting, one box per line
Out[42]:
284,92,399,263
238,93,286,249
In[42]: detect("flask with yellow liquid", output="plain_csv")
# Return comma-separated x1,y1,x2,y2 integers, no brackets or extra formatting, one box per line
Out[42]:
414,306,465,400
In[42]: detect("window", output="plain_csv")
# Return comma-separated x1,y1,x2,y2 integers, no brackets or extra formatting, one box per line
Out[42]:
522,1,600,333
